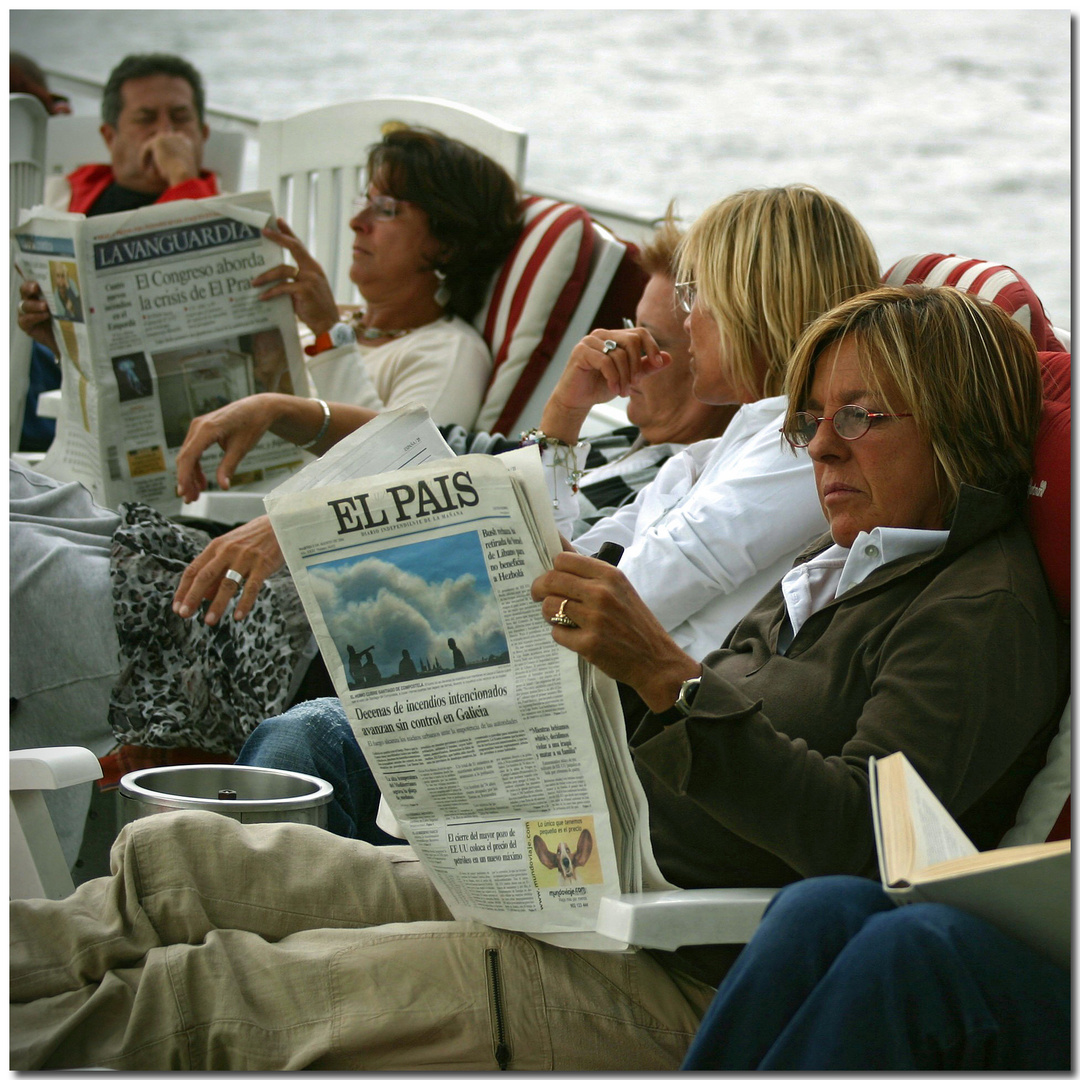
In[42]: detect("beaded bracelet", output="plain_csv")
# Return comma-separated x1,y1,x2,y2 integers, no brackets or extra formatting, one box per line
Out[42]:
300,398,332,451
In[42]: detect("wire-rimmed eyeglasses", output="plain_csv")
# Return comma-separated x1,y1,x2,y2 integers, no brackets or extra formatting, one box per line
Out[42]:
675,280,697,314
782,404,914,447
352,191,404,221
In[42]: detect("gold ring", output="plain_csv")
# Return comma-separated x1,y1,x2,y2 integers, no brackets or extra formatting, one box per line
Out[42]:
550,597,578,628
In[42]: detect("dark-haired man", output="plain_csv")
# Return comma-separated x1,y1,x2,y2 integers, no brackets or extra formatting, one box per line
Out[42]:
47,51,216,213
17,53,219,449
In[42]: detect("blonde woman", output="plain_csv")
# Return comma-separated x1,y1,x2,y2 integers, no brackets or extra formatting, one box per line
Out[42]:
537,185,881,658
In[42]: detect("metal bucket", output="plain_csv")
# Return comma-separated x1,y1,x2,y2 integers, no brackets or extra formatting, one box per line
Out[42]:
118,764,334,829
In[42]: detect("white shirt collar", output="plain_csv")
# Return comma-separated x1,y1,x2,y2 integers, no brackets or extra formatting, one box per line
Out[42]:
778,526,949,652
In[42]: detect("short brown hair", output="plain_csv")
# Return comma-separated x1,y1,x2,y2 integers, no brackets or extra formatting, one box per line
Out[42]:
784,285,1043,516
676,185,880,400
368,127,523,322
635,201,683,278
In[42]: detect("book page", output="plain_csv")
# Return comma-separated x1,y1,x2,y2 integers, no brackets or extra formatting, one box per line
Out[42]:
871,752,976,885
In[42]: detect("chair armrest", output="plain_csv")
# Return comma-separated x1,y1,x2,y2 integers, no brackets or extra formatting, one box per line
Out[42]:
595,887,779,950
11,746,103,791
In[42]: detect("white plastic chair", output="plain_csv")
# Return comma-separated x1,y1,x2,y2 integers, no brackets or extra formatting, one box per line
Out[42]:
257,96,528,303
10,93,50,449
44,114,248,193
10,746,102,900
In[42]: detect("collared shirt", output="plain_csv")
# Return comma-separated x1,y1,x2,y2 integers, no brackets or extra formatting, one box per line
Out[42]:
554,395,825,660
778,526,950,652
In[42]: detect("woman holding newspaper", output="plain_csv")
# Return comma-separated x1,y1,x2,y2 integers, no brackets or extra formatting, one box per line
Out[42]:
255,125,521,422
11,286,1067,1068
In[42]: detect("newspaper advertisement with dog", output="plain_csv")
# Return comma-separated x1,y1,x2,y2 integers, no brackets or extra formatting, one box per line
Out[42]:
12,191,309,513
265,405,671,947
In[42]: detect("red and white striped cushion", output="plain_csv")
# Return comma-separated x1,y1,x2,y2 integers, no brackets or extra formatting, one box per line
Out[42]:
473,196,594,434
883,253,1066,352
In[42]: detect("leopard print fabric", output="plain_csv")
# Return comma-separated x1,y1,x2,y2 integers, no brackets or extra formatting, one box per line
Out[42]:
108,503,313,754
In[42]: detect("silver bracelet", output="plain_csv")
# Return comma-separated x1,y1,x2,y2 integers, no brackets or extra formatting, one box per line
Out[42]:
300,398,331,451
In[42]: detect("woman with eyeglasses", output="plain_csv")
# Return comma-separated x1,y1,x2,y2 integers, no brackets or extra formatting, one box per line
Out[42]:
534,284,1065,931
254,125,522,424
538,185,881,660
9,297,1066,1073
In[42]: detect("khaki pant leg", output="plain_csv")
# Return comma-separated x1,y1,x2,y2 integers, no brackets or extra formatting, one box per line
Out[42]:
14,921,714,1070
11,812,715,1070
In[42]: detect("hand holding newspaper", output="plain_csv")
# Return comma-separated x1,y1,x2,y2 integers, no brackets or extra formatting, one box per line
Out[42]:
12,192,309,512
265,405,670,948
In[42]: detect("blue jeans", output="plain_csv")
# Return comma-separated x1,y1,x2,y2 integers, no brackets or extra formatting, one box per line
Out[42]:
236,698,405,845
682,875,1070,1070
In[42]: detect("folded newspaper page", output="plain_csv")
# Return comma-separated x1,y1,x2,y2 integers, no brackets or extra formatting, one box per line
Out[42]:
13,191,309,513
265,405,669,946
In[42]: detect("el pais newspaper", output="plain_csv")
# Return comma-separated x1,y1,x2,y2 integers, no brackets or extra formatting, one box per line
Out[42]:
265,406,670,947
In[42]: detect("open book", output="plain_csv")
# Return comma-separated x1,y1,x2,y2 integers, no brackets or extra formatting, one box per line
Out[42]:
869,751,1070,968
12,191,309,513
265,405,671,949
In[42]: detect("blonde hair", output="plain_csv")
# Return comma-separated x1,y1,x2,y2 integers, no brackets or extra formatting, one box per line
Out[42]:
676,185,880,399
784,285,1043,516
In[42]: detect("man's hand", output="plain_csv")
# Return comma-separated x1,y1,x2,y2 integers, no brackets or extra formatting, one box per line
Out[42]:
141,131,201,189
16,280,58,353
538,328,670,444
531,551,700,713
172,514,285,625
252,218,340,335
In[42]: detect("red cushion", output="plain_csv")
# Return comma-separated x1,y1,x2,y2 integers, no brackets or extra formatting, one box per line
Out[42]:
1026,352,1071,618
474,196,594,434
1046,795,1071,842
883,253,1066,352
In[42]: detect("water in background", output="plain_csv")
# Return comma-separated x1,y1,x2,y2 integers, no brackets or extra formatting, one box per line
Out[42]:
12,8,1070,329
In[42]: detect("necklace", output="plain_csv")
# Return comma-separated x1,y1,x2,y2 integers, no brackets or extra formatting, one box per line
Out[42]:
349,311,412,340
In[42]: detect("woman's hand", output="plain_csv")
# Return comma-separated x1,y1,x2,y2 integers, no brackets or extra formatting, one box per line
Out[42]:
252,218,340,335
175,393,290,502
539,328,670,444
16,279,59,354
172,514,284,625
531,551,700,712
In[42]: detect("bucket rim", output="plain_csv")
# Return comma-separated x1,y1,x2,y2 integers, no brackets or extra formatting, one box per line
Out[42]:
118,762,335,810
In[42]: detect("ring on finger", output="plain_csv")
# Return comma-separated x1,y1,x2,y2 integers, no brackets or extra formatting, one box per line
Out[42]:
602,339,618,355
223,568,245,588
550,597,578,629
17,300,28,316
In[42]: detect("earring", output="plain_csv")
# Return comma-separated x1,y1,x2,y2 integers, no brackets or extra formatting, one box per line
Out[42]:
434,268,450,308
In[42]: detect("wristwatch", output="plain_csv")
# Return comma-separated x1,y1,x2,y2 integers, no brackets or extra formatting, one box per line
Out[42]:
673,675,702,716
305,321,356,356
654,675,703,725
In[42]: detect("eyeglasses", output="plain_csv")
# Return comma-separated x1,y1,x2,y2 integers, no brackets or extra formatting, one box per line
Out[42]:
783,404,914,447
352,191,404,221
675,280,697,313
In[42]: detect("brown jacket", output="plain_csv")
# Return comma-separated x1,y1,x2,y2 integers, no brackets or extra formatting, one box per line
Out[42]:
631,485,1067,984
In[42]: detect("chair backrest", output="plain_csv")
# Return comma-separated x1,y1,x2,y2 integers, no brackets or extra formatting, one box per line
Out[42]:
497,221,646,435
10,93,48,226
44,114,248,193
10,93,50,448
883,252,1067,353
256,97,527,302
888,254,1072,847
472,196,625,435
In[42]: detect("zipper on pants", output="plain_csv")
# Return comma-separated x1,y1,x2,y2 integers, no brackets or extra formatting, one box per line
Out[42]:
485,948,511,1070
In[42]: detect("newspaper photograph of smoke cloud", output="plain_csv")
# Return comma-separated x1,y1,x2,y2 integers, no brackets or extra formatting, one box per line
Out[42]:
308,530,510,689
